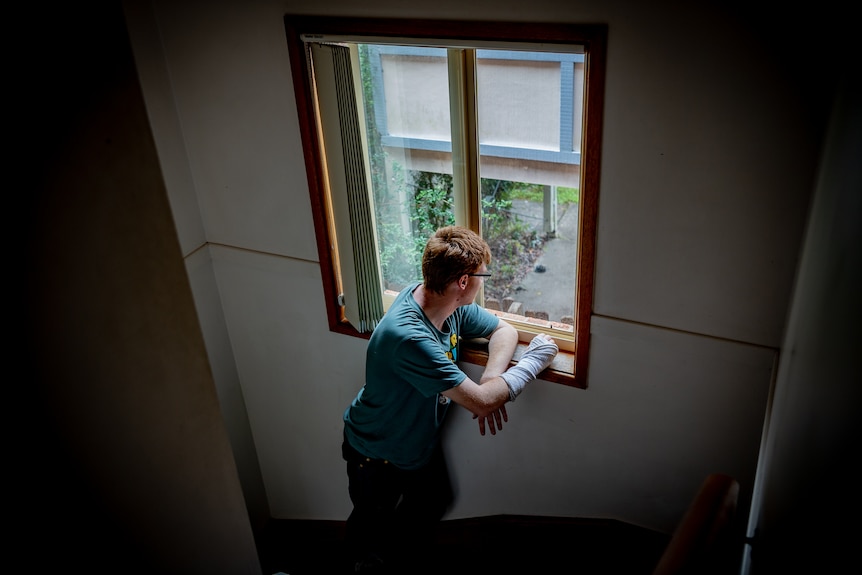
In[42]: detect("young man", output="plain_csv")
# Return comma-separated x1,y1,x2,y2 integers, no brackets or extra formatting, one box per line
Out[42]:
342,226,559,573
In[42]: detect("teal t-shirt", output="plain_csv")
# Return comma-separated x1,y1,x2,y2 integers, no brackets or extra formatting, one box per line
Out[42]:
343,282,499,470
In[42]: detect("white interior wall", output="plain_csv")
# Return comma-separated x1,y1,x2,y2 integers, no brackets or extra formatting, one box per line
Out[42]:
125,0,841,535
23,2,262,570
741,76,861,575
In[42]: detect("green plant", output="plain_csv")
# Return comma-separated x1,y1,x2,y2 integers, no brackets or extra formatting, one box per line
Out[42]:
479,178,546,300
558,186,579,204
374,169,549,299
509,184,579,205
410,174,456,235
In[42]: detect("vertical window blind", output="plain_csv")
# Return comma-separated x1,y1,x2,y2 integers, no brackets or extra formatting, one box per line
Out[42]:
309,42,384,332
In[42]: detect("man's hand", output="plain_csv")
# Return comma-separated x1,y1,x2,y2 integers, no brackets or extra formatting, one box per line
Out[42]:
473,404,508,436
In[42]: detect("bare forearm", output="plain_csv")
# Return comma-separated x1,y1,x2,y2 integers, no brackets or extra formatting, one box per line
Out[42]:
443,375,510,418
481,320,518,382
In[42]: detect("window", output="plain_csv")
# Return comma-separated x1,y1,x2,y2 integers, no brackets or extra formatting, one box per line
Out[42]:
284,16,606,389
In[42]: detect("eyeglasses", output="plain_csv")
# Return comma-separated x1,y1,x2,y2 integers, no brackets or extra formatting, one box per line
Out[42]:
468,272,492,281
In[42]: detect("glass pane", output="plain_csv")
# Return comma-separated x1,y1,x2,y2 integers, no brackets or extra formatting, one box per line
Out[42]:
357,44,454,297
476,50,583,327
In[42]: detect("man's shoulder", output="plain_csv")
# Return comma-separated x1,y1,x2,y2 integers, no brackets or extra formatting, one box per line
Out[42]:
372,299,431,343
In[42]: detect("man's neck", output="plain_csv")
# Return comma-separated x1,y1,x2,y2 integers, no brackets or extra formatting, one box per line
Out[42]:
413,284,464,331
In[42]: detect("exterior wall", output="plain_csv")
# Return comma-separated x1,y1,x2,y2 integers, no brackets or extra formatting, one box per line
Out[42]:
375,47,584,187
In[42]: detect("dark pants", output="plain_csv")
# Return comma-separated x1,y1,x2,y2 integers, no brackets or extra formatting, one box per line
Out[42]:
342,435,454,568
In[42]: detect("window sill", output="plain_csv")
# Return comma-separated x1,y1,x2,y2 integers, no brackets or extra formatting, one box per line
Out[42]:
460,338,584,389
335,303,586,388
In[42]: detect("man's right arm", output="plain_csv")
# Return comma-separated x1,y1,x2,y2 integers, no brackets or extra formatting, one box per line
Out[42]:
442,332,559,435
441,373,511,435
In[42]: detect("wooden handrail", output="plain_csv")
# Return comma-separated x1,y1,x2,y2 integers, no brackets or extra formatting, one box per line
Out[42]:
652,473,741,575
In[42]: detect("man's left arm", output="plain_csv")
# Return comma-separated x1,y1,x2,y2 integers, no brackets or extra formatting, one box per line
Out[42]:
480,319,519,383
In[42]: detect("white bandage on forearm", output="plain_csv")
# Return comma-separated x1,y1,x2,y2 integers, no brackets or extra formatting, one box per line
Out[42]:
500,337,558,401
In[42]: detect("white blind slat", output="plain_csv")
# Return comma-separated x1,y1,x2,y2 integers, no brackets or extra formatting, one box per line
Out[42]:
311,43,384,332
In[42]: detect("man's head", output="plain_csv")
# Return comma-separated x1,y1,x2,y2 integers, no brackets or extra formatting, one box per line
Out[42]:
422,226,492,295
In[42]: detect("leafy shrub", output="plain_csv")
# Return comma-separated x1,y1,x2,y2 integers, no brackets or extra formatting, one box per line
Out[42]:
376,168,546,299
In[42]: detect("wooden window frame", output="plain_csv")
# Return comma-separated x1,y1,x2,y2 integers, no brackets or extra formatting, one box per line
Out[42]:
284,15,606,389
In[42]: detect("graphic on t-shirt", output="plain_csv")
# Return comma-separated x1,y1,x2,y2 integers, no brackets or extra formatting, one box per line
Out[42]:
446,332,458,362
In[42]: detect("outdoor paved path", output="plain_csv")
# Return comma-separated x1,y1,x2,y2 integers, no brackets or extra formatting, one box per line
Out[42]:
507,199,579,324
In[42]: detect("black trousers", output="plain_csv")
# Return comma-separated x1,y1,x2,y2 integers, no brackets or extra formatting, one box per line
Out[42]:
342,435,454,567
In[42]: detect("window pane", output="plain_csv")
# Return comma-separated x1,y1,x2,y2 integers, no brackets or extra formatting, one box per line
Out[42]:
288,16,605,385
358,44,454,295
476,50,583,327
